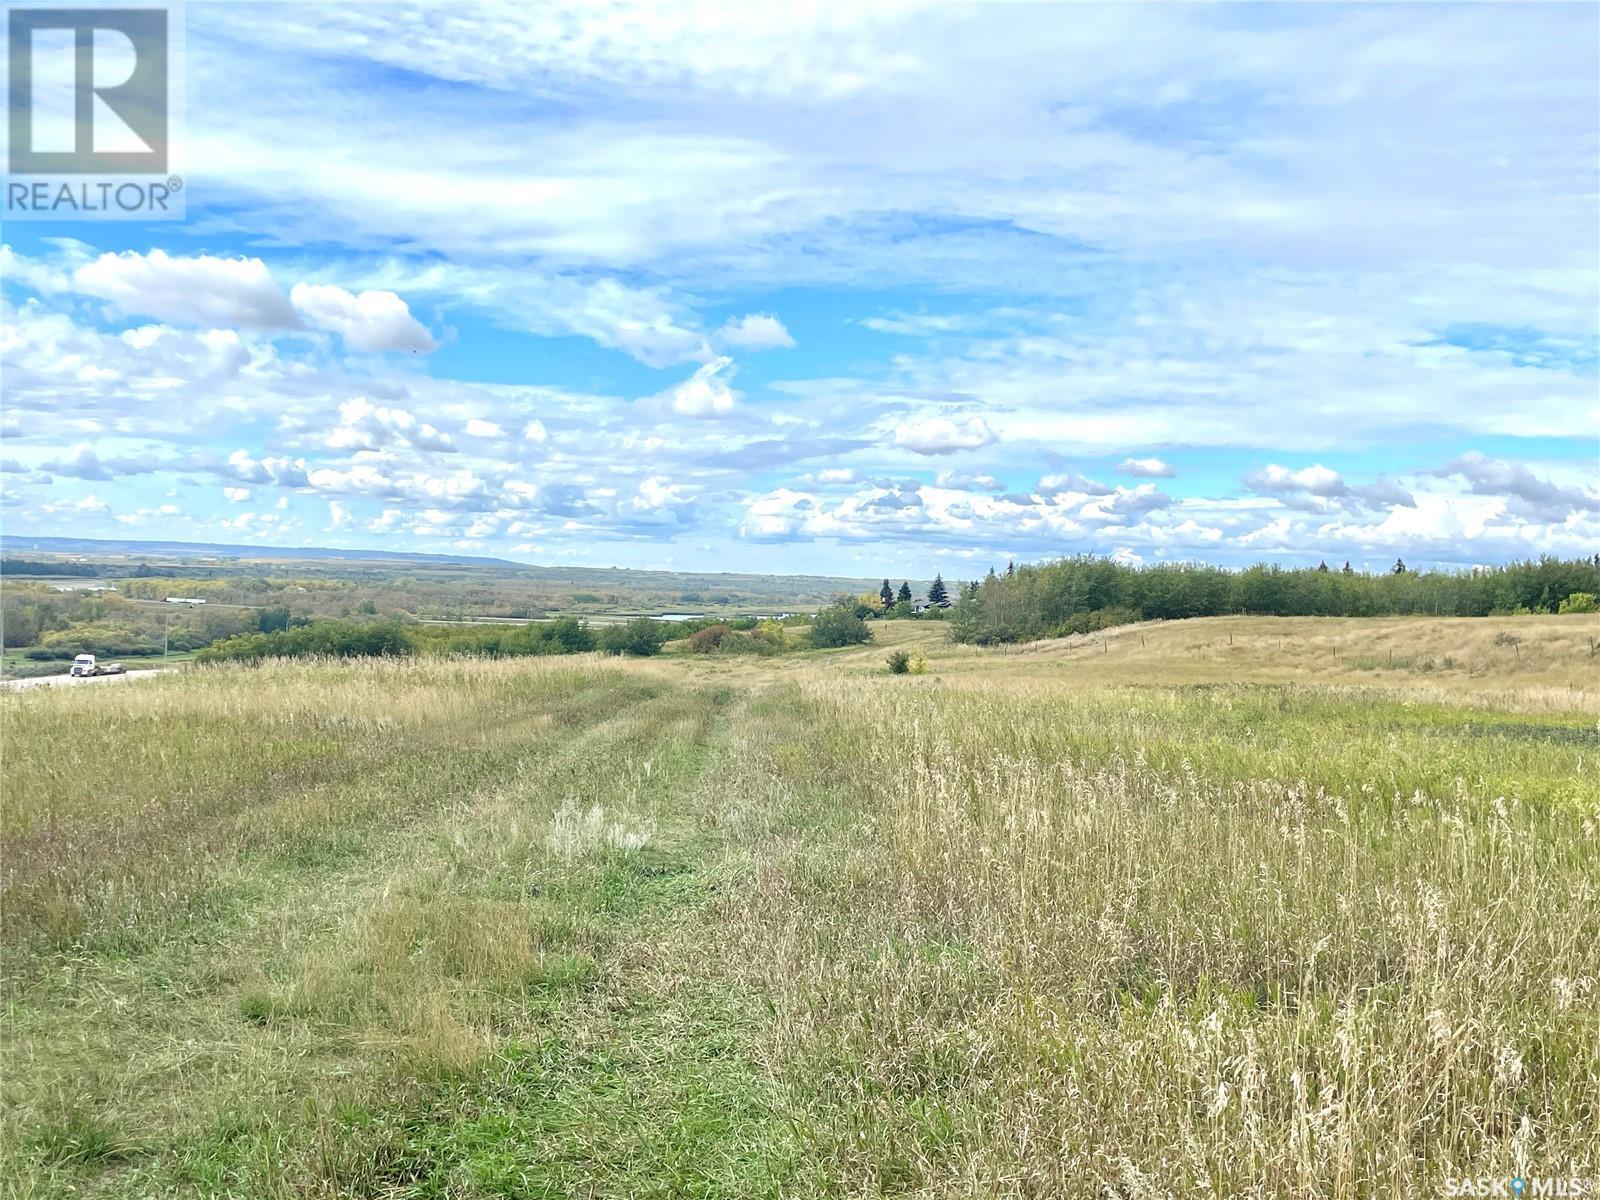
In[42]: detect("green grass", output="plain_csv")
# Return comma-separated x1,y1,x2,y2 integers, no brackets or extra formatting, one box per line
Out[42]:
3,633,1598,1197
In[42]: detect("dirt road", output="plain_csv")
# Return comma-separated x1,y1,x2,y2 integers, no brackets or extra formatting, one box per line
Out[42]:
0,669,172,692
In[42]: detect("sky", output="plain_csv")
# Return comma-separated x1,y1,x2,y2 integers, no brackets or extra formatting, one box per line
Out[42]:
2,1,1597,577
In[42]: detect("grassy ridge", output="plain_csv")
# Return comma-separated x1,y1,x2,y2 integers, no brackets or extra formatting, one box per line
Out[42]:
3,633,1598,1195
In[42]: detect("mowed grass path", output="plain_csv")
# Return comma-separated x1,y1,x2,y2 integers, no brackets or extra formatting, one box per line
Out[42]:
3,628,1599,1197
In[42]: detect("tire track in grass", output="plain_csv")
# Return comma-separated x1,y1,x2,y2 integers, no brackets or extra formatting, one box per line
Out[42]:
3,673,706,1197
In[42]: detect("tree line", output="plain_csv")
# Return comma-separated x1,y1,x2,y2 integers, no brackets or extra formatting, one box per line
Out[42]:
945,555,1600,645
195,616,676,663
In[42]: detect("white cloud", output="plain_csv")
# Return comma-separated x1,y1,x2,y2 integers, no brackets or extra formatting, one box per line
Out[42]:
1432,452,1599,519
716,313,794,351
893,415,995,455
1118,457,1176,478
325,397,455,453
39,493,111,514
521,419,548,443
222,450,310,488
74,249,301,329
935,470,1005,492
224,487,251,503
662,356,738,418
1037,472,1112,497
1243,463,1416,511
1246,464,1348,498
289,282,436,353
464,418,504,438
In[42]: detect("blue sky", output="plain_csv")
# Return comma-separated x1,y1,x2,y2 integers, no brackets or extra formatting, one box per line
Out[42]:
2,1,1597,575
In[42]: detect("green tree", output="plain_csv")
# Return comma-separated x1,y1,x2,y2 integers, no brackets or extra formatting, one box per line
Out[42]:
598,618,668,657
809,605,871,648
897,581,912,604
879,579,895,609
927,574,949,608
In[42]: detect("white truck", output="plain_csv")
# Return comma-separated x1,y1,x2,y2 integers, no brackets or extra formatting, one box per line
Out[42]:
70,654,126,678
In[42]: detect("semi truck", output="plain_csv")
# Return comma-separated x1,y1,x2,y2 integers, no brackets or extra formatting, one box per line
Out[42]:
70,654,127,678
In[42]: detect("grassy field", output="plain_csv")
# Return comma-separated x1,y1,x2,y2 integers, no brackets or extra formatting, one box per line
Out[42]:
2,616,1597,1197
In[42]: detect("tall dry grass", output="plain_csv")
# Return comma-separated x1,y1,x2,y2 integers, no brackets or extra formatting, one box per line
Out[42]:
711,677,1600,1195
3,629,1597,1197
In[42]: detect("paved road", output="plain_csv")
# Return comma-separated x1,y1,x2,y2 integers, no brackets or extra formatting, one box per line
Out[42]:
0,668,173,692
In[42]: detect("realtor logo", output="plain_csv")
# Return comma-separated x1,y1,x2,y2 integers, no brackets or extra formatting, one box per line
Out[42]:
8,7,168,173
5,4,183,218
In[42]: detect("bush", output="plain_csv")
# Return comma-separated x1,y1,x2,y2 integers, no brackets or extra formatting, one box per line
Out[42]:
886,649,911,674
716,631,781,656
688,624,732,653
907,652,928,675
196,620,414,663
809,605,872,649
599,618,669,657
1050,606,1141,639
1558,592,1597,614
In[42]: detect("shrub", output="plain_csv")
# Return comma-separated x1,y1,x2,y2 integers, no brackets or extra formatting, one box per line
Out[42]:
809,605,871,649
1558,592,1597,614
886,649,911,674
688,624,732,653
598,618,669,657
715,631,780,656
907,652,928,675
196,620,413,663
1050,606,1141,639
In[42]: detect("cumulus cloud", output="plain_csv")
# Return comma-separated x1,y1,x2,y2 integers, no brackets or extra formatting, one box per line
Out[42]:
1433,452,1599,518
1118,457,1176,478
464,418,503,438
224,487,251,503
935,470,1006,493
715,313,794,351
325,397,455,453
289,282,436,353
1243,463,1415,511
521,419,548,443
41,493,110,514
74,250,302,329
221,449,310,488
41,445,163,481
1037,471,1112,497
1245,463,1349,498
893,415,995,455
662,356,737,417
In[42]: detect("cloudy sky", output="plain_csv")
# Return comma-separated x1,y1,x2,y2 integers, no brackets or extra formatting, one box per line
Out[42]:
2,2,1596,575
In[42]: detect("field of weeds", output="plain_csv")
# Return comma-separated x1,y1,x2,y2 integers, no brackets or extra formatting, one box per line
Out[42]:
3,618,1597,1197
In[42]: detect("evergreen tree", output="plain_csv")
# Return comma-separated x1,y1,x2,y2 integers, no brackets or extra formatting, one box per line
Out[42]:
896,581,912,604
1342,561,1354,574
928,574,950,607
1393,558,1407,575
1006,560,1016,577
879,579,895,609
965,580,980,600
1317,560,1329,573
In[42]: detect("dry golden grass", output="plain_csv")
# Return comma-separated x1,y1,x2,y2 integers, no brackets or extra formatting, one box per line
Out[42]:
672,612,1600,714
2,615,1597,1197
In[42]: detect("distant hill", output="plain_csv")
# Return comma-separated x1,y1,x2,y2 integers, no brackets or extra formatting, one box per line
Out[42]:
0,535,882,594
0,535,517,567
